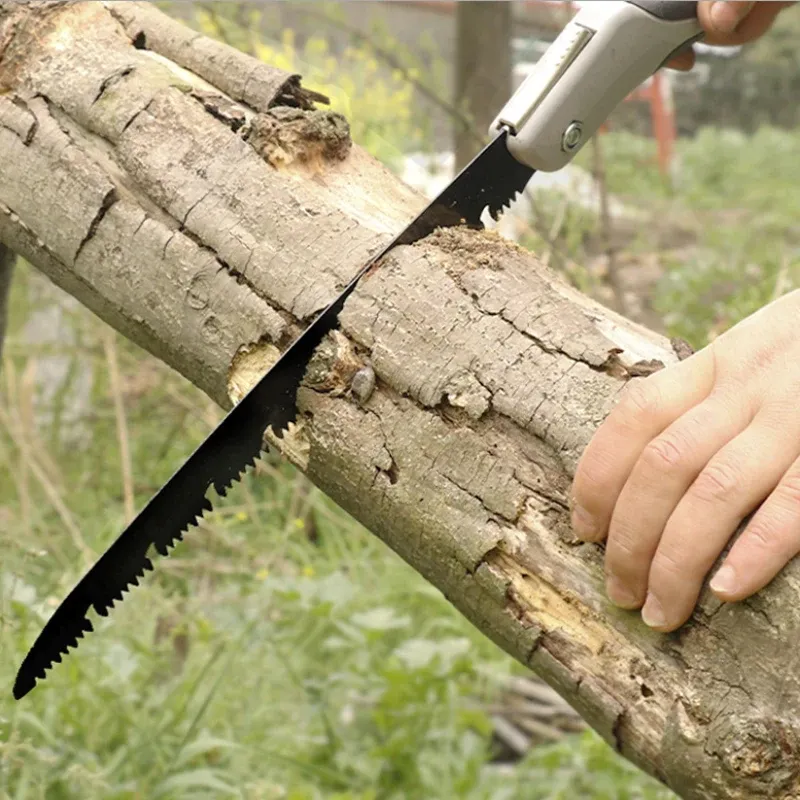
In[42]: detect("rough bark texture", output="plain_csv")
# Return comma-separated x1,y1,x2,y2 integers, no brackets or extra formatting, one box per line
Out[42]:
1,4,799,799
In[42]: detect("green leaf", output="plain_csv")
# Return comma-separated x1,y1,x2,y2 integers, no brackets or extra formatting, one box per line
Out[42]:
175,734,239,768
155,768,238,797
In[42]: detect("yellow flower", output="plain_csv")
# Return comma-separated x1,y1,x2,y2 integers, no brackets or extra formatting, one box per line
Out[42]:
302,565,315,578
293,518,305,530
235,511,248,522
256,568,269,581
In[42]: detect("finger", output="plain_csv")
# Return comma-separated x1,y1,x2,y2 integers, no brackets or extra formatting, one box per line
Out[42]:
603,385,754,609
641,408,799,630
709,452,800,603
699,1,793,45
570,347,716,544
698,1,755,35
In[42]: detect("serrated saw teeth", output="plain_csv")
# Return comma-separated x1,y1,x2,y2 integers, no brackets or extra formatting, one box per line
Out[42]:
14,130,534,700
154,541,170,556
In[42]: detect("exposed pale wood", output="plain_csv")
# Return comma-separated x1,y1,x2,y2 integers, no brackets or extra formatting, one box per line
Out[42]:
1,4,799,799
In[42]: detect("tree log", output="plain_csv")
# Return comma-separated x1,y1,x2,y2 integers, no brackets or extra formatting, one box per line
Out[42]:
1,3,799,798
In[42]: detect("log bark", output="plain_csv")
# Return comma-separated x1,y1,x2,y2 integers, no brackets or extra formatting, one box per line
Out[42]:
1,3,799,798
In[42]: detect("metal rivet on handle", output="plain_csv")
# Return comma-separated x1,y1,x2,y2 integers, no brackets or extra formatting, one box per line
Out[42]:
561,121,583,152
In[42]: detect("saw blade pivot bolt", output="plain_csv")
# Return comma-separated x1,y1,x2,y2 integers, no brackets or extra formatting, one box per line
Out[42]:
561,121,583,152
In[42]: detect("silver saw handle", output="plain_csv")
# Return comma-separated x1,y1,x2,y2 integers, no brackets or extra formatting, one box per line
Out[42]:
492,0,702,172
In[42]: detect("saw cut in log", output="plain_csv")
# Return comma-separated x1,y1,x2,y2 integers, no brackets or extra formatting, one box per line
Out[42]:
1,3,799,798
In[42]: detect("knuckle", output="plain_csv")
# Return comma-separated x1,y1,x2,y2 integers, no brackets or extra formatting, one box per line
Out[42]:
743,520,777,555
572,456,609,508
776,471,800,508
574,452,605,492
617,379,661,423
641,433,686,473
650,546,684,580
607,525,648,575
691,460,742,504
648,541,706,596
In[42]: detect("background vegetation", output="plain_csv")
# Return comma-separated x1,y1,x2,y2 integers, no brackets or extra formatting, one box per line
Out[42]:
2,3,799,798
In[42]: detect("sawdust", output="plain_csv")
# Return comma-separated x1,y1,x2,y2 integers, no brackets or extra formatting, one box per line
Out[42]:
426,226,530,278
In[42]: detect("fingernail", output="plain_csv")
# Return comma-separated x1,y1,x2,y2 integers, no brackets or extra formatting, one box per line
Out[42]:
606,575,639,608
710,1,747,34
710,564,737,595
641,593,667,628
571,504,597,539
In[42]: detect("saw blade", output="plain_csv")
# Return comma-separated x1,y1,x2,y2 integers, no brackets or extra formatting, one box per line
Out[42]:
13,130,534,700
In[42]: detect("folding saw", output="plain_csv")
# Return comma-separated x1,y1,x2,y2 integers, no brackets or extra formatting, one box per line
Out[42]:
14,0,701,699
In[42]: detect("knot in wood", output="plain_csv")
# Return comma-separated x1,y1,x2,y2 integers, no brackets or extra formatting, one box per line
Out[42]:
718,718,800,792
304,330,362,397
246,106,351,170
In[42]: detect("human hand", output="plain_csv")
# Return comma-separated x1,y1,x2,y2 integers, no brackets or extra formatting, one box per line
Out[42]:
667,1,795,70
570,288,800,631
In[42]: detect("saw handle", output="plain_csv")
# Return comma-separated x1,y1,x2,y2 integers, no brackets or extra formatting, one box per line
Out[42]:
492,0,702,172
627,1,699,21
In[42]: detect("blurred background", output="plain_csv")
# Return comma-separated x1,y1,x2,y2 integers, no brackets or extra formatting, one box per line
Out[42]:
2,1,800,797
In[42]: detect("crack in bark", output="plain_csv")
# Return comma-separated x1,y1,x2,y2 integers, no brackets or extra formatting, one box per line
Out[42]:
74,186,118,263
0,95,38,144
0,198,159,345
438,472,501,520
741,598,780,634
363,403,401,489
181,188,213,227
93,65,134,104
190,88,246,133
446,260,628,380
120,96,154,135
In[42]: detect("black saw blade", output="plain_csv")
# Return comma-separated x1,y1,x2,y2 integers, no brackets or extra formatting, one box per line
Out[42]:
13,130,534,700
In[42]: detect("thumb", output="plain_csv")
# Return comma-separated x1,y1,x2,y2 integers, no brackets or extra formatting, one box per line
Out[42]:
704,1,756,34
